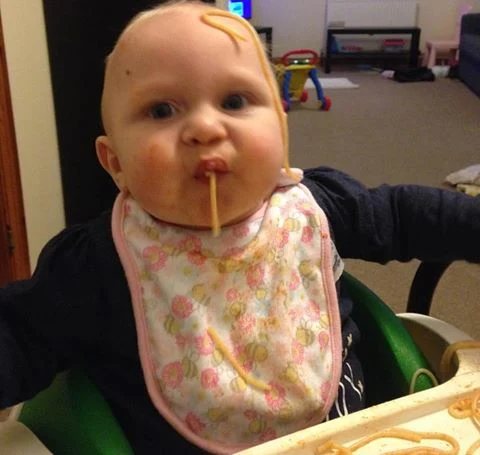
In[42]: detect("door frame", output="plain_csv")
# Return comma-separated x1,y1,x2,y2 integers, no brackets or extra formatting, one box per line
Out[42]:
0,8,30,282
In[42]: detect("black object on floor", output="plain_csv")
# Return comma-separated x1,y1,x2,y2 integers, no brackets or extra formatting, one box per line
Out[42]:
393,66,435,83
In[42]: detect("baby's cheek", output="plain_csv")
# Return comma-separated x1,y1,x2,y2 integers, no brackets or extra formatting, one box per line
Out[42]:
134,145,169,185
251,135,284,167
132,160,157,190
249,120,284,157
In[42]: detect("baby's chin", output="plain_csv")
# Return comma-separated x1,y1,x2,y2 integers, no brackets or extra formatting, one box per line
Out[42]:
152,201,266,232
222,201,266,226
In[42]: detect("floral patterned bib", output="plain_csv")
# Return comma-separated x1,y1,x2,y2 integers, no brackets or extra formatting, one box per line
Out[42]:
112,181,343,454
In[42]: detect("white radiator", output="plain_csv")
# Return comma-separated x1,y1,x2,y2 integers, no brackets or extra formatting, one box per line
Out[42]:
327,1,418,28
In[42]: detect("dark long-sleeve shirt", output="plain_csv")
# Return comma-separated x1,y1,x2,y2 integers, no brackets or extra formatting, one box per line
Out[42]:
1,167,479,454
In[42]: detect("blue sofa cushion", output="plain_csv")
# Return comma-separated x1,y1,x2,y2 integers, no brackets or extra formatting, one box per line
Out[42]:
461,34,480,65
458,13,480,96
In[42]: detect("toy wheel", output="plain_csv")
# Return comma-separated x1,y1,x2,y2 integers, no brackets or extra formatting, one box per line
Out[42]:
321,96,332,111
300,90,308,102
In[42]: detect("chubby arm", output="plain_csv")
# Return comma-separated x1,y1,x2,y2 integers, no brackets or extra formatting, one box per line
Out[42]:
302,167,480,263
0,225,105,408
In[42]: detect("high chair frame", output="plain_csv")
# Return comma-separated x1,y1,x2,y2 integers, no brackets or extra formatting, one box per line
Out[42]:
4,261,457,454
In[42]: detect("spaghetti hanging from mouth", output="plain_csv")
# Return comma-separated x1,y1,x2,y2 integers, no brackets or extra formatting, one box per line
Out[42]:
206,171,220,237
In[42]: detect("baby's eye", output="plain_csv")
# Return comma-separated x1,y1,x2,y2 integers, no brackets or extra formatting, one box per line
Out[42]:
222,94,248,111
149,102,176,119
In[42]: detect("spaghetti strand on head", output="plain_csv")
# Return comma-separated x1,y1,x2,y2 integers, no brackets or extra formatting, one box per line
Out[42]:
201,9,298,182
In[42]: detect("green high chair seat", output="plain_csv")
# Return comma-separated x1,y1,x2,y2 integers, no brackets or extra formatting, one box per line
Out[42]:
16,270,438,454
342,271,436,406
17,369,133,455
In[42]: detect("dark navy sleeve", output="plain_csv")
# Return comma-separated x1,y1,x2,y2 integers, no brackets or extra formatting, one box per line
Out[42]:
0,225,105,408
302,166,480,263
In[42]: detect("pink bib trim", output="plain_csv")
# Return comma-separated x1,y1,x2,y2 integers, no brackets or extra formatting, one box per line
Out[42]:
112,184,343,453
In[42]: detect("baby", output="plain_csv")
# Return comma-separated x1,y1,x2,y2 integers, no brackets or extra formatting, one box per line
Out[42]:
97,2,342,451
1,1,479,454
96,0,290,235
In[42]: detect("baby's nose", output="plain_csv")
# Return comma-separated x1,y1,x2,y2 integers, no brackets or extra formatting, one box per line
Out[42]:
181,106,227,146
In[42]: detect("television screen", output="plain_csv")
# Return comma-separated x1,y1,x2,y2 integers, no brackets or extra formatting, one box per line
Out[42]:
228,0,252,20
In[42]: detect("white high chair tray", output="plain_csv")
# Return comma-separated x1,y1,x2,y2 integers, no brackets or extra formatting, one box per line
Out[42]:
235,317,480,455
0,420,53,454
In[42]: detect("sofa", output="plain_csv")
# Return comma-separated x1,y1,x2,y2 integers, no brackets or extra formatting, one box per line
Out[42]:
458,13,480,96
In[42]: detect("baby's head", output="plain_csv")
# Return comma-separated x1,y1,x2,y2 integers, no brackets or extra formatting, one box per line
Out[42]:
96,0,291,231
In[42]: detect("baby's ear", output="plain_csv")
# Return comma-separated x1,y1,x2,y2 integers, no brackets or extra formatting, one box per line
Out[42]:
95,136,126,190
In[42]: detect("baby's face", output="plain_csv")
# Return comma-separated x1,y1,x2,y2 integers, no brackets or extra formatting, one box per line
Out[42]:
96,5,285,229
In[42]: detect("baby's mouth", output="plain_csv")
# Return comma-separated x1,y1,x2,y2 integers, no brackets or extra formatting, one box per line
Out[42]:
195,158,226,237
194,158,229,183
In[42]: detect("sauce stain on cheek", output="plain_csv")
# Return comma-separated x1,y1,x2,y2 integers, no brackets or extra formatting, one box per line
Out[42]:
136,144,165,185
147,144,162,162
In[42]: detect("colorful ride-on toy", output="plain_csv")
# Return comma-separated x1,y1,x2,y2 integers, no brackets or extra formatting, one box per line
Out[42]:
275,49,332,112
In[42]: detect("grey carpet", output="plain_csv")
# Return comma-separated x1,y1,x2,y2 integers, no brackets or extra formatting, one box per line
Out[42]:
288,69,480,339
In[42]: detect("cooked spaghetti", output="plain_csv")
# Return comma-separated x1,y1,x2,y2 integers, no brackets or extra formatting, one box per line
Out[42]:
448,390,480,454
199,9,303,237
440,341,480,452
207,327,271,392
205,171,220,237
201,9,298,181
409,367,439,395
314,339,480,455
466,438,480,455
315,427,459,454
440,340,480,380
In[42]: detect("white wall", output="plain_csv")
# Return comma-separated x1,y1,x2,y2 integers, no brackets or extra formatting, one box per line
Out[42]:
252,0,472,57
252,0,327,57
417,0,459,42
0,0,65,268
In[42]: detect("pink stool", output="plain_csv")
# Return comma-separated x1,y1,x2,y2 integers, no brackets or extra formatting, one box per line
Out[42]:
422,4,473,67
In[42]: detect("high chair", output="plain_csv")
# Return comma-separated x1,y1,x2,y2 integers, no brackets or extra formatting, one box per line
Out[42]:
1,262,465,454
422,4,473,68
